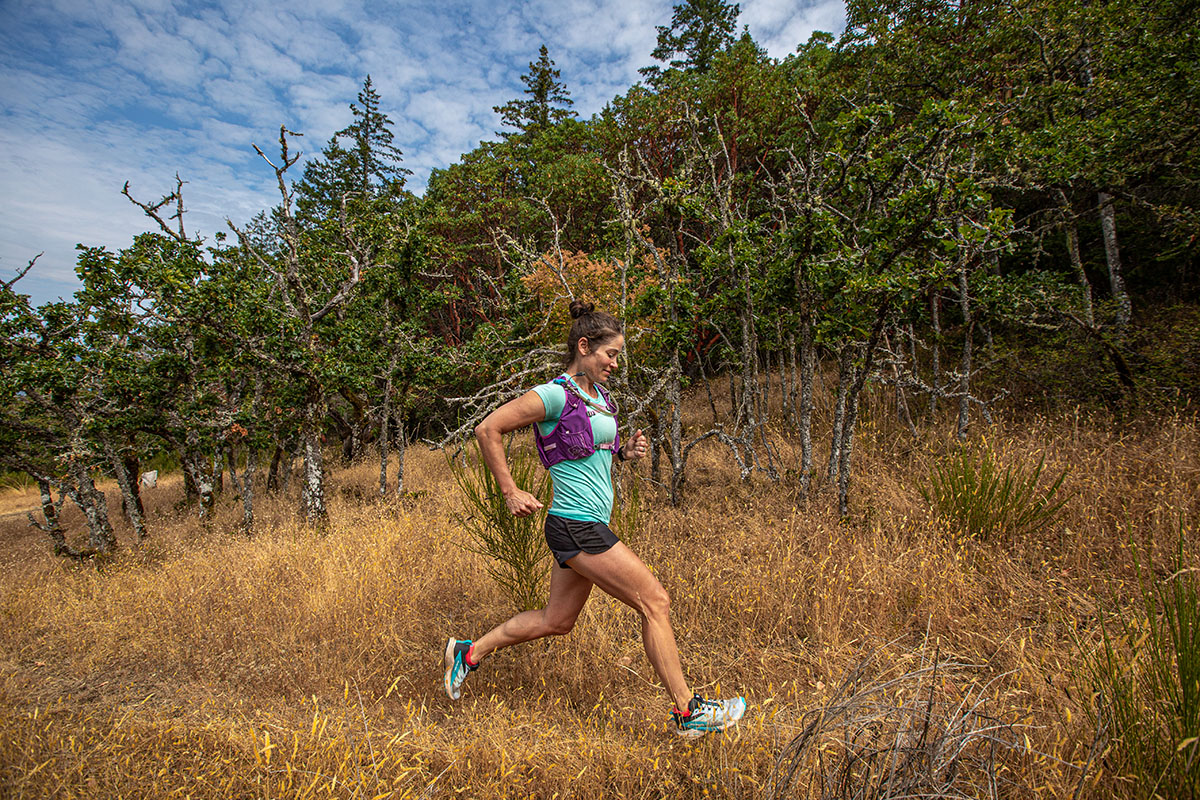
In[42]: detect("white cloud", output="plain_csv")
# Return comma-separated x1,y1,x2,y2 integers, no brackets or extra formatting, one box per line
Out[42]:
741,0,847,56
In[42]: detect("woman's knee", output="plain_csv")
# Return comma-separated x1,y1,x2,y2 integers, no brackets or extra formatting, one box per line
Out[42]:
640,583,671,620
541,611,580,636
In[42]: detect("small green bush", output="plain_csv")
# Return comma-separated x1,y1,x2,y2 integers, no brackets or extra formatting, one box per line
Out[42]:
922,444,1070,541
0,470,34,492
450,443,551,612
610,467,643,542
1085,531,1199,800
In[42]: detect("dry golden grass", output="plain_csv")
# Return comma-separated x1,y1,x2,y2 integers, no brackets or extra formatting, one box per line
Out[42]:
0,387,1196,799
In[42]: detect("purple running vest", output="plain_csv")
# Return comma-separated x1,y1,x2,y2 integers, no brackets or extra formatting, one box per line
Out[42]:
534,377,621,469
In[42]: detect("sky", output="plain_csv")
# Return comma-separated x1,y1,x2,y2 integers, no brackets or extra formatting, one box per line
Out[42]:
0,0,847,306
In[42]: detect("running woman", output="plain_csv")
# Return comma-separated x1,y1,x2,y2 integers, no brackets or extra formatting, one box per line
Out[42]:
444,301,746,738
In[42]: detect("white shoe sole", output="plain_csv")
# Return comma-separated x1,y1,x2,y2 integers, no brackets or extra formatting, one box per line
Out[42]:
443,637,460,700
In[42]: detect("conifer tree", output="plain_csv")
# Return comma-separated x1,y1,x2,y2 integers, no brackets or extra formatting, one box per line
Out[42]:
494,45,575,136
640,0,741,81
298,76,410,219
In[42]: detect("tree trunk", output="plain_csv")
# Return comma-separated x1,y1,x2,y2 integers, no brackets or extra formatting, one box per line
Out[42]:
1077,43,1132,333
956,266,974,440
227,443,256,531
212,451,224,496
241,446,256,530
280,445,293,491
105,442,147,542
836,310,887,517
798,317,815,495
1098,191,1131,333
1059,191,1095,327
175,432,214,518
668,353,685,506
182,455,214,518
786,331,798,426
340,388,370,464
301,384,328,525
27,478,76,557
927,289,943,423
379,380,391,497
648,407,662,485
124,453,145,519
181,450,199,503
394,416,407,496
739,310,760,477
828,345,855,486
67,461,117,554
886,329,918,440
267,444,285,492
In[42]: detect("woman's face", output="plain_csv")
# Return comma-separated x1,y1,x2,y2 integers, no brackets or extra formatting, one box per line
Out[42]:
575,333,625,384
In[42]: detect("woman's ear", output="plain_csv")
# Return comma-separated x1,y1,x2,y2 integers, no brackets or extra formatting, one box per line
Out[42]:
576,336,590,356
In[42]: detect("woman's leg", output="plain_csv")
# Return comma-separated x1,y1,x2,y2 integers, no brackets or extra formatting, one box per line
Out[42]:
469,564,594,660
565,543,694,710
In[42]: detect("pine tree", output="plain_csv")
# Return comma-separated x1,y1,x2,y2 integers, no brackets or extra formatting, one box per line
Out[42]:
640,0,741,81
298,76,410,219
338,75,410,194
493,45,575,137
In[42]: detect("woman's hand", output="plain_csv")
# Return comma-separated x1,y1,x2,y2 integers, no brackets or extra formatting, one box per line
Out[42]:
622,429,649,462
504,488,544,517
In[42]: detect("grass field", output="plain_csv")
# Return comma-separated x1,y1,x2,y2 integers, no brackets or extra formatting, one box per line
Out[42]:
0,389,1196,798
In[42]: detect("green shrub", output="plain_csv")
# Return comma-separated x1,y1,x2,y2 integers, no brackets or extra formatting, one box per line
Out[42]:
610,467,643,542
0,470,34,492
450,443,551,612
922,443,1070,541
1085,531,1199,800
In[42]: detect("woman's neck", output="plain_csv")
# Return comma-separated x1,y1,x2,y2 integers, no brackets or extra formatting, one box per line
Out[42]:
564,367,596,397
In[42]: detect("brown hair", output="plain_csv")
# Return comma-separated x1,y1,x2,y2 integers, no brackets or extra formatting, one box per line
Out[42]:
564,300,623,367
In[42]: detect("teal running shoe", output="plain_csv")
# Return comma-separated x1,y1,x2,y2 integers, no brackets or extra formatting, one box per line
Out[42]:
671,694,747,738
443,638,477,700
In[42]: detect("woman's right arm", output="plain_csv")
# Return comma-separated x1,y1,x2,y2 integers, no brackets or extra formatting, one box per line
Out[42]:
473,389,548,517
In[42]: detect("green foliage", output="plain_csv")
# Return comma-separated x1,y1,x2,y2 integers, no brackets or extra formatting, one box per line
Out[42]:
641,0,741,80
1085,530,1200,800
1129,306,1200,405
297,75,410,221
922,444,1070,541
610,469,643,543
0,470,33,492
7,0,1199,530
449,444,551,612
494,45,575,136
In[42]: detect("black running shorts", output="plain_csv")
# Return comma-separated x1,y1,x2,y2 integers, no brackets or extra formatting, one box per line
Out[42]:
544,514,620,569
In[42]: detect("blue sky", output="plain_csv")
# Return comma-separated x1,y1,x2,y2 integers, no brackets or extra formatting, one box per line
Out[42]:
0,0,846,306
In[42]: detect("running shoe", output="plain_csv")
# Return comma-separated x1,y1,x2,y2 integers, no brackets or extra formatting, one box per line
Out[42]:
443,638,477,700
671,694,747,738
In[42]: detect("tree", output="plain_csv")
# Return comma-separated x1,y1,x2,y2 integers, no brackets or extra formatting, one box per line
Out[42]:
121,174,281,528
224,126,382,525
297,75,410,221
1,257,119,556
494,45,575,136
640,0,741,82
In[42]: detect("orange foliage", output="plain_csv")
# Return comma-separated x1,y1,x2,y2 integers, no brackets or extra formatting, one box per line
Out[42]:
521,249,664,351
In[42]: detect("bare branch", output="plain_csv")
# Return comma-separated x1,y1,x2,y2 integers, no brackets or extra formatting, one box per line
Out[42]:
310,192,368,324
123,174,190,243
2,252,42,293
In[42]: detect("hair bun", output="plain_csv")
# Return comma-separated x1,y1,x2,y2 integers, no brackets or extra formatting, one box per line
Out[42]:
568,300,595,319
